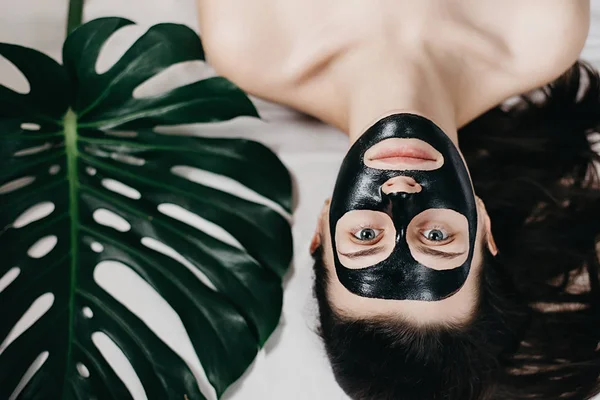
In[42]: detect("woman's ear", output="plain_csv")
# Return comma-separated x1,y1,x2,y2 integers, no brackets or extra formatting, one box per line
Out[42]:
310,198,331,255
484,211,498,256
310,231,321,255
477,196,498,256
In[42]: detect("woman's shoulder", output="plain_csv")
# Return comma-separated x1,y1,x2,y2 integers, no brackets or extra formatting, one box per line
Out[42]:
195,0,366,91
446,0,591,124
485,0,590,89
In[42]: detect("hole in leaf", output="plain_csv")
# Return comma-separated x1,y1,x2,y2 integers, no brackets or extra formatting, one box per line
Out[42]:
133,61,212,99
157,203,242,249
0,293,54,356
8,351,49,400
101,179,142,200
82,307,94,319
84,146,110,158
94,261,212,399
13,202,55,229
86,167,97,176
140,237,217,291
27,235,58,259
93,209,131,232
171,166,290,220
92,331,148,400
0,176,35,194
105,130,138,138
0,267,20,293
95,25,145,75
110,153,145,166
0,55,30,94
13,142,53,157
49,165,61,175
90,242,104,253
20,123,40,131
76,362,90,378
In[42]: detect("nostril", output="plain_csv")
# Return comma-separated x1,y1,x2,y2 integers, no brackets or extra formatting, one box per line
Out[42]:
381,176,422,195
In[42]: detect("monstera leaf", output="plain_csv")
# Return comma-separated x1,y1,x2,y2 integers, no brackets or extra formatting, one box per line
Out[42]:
0,17,293,399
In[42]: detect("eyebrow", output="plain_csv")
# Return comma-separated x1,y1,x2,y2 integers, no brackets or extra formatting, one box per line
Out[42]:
339,246,385,259
416,245,466,260
338,246,466,260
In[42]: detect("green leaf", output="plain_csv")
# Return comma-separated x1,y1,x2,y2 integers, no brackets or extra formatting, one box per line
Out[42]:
0,17,293,399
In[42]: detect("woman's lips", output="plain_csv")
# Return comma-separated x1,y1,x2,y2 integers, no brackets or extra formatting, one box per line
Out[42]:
364,138,443,170
369,147,437,162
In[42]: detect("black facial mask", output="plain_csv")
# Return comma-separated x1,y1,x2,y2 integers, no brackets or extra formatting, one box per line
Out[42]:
329,113,477,301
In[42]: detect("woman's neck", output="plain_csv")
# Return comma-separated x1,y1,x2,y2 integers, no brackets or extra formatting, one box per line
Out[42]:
332,50,461,144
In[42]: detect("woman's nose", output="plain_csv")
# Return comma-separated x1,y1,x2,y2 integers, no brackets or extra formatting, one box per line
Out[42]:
381,176,422,195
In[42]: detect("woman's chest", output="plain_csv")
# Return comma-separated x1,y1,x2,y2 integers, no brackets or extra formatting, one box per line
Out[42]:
197,0,589,117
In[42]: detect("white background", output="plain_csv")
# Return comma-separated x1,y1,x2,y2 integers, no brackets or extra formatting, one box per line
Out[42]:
1,1,600,399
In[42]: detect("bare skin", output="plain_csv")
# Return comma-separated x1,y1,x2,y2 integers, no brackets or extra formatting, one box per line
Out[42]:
197,0,589,136
196,0,590,325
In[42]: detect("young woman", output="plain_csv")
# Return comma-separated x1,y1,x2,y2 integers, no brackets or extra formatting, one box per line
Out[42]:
197,1,600,399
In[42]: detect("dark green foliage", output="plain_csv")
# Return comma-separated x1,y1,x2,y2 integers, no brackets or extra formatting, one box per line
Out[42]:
0,17,292,399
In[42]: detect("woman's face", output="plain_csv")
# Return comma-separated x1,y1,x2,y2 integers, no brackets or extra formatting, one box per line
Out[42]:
336,139,472,270
312,114,497,324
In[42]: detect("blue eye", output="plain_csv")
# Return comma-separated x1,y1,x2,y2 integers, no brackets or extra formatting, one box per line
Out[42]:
422,228,448,242
353,228,382,241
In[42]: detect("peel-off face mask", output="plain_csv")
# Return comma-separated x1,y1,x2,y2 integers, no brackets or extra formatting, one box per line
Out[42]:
329,113,477,301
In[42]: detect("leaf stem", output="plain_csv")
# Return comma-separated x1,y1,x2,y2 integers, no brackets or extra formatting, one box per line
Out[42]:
66,0,84,34
63,108,79,397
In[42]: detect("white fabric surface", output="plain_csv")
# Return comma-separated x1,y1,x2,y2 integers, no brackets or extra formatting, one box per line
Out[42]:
1,1,600,399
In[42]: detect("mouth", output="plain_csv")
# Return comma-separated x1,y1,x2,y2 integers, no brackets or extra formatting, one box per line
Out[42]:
364,138,443,170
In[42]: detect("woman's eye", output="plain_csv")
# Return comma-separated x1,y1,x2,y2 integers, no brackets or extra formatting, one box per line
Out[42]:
353,228,382,242
422,228,449,242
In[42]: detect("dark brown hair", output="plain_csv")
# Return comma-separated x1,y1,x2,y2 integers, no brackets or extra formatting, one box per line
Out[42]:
313,61,600,400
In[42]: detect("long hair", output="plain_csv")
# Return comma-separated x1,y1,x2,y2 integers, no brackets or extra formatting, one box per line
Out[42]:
313,61,600,400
